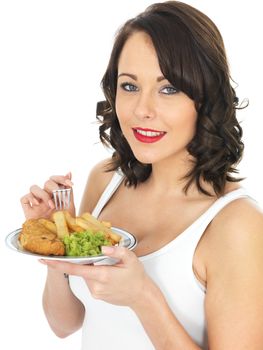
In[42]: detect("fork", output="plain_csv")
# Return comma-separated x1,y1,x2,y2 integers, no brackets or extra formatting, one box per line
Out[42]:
52,188,71,210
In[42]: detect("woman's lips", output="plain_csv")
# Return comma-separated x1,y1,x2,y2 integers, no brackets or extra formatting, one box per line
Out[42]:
132,127,166,143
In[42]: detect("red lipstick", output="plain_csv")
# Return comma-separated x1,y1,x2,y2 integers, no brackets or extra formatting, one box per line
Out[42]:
132,127,166,143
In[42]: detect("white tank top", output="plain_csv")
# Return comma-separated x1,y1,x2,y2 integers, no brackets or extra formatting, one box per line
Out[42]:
69,172,250,349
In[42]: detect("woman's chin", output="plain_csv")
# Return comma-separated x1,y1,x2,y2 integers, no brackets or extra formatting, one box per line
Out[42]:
132,152,160,165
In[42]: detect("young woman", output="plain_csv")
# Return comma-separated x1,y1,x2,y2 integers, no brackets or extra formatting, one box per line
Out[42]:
21,2,263,349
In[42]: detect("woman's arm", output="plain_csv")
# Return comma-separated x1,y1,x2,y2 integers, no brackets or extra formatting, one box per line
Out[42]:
203,199,263,349
20,172,84,337
42,267,85,338
40,160,114,336
21,161,114,337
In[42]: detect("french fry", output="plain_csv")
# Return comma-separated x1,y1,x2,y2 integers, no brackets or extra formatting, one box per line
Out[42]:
81,212,104,227
81,212,121,244
52,211,69,238
108,231,122,244
75,217,100,232
48,210,121,243
63,211,84,233
38,218,57,234
102,221,111,228
81,212,111,233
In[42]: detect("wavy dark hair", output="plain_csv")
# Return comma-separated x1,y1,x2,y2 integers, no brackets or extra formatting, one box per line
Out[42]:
97,1,245,196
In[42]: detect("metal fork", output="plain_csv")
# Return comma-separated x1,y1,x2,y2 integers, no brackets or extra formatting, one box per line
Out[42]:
52,188,71,210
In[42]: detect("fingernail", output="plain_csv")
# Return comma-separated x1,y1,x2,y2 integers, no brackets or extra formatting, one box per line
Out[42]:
65,179,73,186
101,246,114,254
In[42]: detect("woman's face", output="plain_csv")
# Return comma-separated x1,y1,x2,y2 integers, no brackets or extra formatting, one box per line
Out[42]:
116,31,197,165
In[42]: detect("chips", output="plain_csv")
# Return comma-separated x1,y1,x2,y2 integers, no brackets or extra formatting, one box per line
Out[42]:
49,211,121,245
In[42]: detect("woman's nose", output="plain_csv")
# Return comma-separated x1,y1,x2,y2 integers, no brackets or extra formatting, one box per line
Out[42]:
133,92,156,120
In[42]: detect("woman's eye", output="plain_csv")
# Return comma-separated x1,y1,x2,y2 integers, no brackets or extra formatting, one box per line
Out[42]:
120,82,138,92
161,85,178,95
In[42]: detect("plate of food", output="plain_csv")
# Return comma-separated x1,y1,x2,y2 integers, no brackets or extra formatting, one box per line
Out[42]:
5,211,137,264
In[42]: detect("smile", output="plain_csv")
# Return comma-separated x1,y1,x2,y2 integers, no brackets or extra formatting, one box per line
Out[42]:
132,128,166,143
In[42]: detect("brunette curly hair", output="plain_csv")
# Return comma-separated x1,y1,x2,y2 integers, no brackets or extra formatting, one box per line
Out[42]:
97,1,245,196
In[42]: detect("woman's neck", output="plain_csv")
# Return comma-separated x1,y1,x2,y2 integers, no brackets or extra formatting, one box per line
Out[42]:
145,153,219,198
147,154,195,196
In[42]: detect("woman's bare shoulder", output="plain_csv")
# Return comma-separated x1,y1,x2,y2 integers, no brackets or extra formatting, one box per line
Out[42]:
213,196,263,237
78,158,116,214
203,196,263,270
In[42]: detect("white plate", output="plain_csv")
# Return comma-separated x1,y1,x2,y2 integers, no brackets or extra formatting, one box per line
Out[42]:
5,227,137,264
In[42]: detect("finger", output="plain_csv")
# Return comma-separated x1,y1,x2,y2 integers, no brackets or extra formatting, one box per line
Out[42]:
39,259,103,280
20,193,40,207
44,179,75,212
44,177,73,195
65,172,72,181
68,190,75,214
44,179,63,193
20,193,53,219
29,184,53,207
101,246,136,265
49,174,74,188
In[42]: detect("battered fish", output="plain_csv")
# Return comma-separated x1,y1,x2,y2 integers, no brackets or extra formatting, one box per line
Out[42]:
19,219,65,256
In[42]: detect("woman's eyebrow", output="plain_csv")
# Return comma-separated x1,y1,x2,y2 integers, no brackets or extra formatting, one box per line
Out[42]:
118,73,137,80
118,72,166,82
157,76,166,82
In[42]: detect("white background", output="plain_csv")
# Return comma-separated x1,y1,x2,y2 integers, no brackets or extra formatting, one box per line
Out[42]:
0,1,262,349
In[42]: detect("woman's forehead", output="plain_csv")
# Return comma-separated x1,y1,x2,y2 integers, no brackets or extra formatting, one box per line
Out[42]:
118,32,161,75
